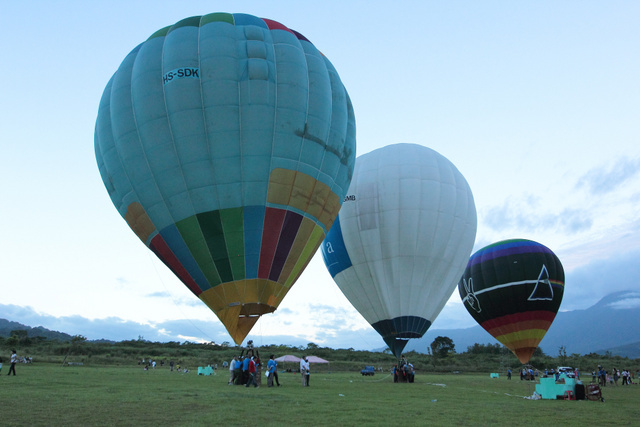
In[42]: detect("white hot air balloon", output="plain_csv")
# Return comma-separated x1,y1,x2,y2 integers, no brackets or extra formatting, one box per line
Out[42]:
321,143,477,358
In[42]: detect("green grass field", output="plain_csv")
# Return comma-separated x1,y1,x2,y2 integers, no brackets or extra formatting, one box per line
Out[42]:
2,364,639,426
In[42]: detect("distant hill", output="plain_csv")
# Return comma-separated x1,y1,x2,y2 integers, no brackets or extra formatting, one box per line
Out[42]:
0,318,74,341
405,290,640,358
595,341,640,359
3,291,640,358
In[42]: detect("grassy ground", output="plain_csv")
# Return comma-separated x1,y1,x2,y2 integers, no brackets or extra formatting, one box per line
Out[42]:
2,364,639,426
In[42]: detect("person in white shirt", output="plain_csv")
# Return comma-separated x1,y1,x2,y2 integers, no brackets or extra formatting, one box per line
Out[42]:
228,356,237,385
8,349,17,376
300,356,310,386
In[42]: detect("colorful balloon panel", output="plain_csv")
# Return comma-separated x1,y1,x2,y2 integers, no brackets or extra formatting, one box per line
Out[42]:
322,144,477,358
458,239,565,364
95,13,356,344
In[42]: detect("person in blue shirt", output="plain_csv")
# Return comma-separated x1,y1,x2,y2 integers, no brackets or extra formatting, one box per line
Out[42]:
267,355,281,387
242,356,250,385
598,366,606,387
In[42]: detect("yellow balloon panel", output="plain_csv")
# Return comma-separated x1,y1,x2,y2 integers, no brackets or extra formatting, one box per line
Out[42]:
200,279,288,344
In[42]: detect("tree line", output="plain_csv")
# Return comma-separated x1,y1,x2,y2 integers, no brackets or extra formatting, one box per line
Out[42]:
1,331,638,375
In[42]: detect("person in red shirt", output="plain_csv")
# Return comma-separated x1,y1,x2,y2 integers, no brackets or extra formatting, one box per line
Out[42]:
245,357,258,388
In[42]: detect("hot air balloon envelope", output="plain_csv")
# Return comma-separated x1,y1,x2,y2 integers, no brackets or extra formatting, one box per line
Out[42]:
95,13,356,344
458,239,565,364
322,143,477,358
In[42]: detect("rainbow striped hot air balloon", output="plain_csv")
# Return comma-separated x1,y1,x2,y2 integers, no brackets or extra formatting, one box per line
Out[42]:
95,13,355,345
458,239,565,364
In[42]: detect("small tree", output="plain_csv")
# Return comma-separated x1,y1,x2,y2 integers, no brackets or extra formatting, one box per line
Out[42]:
6,335,18,347
558,345,567,365
61,335,88,366
430,336,456,358
9,329,31,345
72,335,87,345
426,346,436,368
11,329,28,340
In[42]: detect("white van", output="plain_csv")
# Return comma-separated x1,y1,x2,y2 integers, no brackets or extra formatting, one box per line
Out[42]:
557,367,575,378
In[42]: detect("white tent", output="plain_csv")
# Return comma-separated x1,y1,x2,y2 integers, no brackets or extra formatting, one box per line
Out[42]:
274,355,301,363
307,355,330,372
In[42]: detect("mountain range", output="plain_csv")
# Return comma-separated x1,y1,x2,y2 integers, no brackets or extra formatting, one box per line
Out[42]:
2,291,640,358
0,318,75,341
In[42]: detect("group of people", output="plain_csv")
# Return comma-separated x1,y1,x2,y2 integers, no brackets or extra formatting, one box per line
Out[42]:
595,366,635,386
614,368,634,385
520,368,537,380
227,353,261,387
138,359,190,373
393,355,414,383
227,353,312,387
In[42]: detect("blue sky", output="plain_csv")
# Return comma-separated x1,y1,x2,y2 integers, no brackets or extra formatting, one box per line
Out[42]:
1,1,639,350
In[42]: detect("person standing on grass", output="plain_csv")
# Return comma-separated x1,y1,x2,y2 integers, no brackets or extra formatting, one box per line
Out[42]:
253,350,262,387
242,355,250,385
300,356,310,386
245,357,258,388
7,350,17,376
228,356,237,385
267,355,280,387
598,366,606,387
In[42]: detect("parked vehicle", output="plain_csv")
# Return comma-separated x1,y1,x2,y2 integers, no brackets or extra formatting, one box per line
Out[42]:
361,366,375,376
557,367,575,378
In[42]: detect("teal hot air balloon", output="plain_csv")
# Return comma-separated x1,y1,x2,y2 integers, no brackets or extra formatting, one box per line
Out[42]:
321,144,477,358
458,239,565,364
95,13,356,344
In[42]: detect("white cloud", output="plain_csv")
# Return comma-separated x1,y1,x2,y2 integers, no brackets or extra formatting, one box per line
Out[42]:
607,298,640,310
559,247,640,311
578,156,640,195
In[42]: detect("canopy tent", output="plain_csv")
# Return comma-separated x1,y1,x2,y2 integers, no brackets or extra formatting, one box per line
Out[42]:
272,355,330,373
307,355,330,373
274,355,301,373
275,355,301,363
